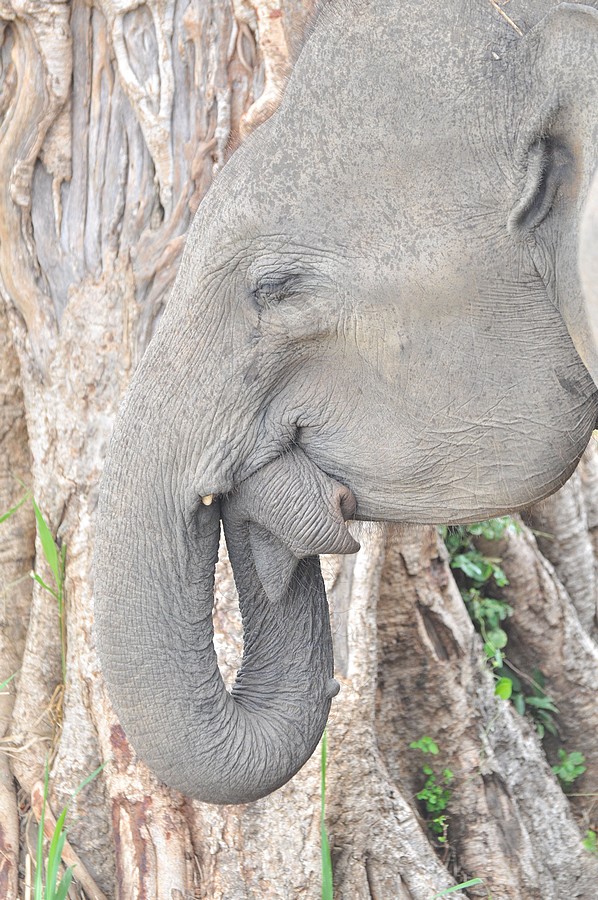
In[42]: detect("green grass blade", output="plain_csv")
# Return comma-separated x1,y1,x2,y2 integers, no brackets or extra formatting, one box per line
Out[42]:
72,761,107,800
0,491,31,524
54,866,74,900
434,878,484,897
29,756,104,900
34,765,49,900
321,730,333,900
42,765,105,899
45,806,68,896
32,500,61,590
32,572,59,600
0,672,16,692
321,825,333,900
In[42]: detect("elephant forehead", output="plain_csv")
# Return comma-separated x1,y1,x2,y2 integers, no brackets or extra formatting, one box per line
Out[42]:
295,0,502,104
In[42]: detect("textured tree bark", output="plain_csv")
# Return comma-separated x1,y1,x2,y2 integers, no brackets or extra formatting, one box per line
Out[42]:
477,520,598,819
524,464,598,640
0,2,596,897
376,525,598,899
0,297,35,900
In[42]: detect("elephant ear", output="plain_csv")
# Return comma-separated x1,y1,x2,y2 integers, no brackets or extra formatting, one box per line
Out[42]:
580,170,598,371
507,3,598,385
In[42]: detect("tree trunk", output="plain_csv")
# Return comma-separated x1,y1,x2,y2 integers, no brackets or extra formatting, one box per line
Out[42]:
0,2,596,897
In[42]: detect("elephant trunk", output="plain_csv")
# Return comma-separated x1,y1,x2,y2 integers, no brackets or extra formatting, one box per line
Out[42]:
95,403,357,802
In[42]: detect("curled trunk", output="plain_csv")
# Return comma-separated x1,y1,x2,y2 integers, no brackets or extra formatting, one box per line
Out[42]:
95,436,356,803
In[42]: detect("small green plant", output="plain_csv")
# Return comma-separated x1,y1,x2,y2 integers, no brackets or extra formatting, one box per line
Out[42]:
416,767,454,842
440,519,562,738
441,515,516,552
440,519,515,674
35,764,73,900
433,878,485,898
410,737,454,843
1,490,67,683
582,829,598,854
494,676,512,700
34,760,104,900
32,499,67,682
496,666,559,738
321,730,333,900
467,588,513,666
409,736,439,755
552,748,586,789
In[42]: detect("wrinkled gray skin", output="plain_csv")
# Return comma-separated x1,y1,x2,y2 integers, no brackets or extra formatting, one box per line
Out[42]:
95,0,598,804
580,168,598,371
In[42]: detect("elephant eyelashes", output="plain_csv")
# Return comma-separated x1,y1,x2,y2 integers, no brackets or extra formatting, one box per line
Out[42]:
251,275,303,309
509,137,572,234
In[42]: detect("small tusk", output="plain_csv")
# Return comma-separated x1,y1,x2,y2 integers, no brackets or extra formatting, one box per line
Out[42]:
201,494,214,506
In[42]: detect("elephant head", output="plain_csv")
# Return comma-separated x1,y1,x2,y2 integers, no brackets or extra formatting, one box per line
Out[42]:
94,1,598,804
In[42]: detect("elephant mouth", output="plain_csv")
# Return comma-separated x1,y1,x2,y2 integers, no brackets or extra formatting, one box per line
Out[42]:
222,447,360,603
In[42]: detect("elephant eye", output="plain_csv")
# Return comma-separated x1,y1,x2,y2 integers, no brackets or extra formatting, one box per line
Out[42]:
250,274,302,309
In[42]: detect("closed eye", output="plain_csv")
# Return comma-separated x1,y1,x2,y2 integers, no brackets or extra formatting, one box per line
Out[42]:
250,274,304,309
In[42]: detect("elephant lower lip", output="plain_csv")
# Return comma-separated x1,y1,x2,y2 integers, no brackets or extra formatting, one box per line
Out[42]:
226,448,360,560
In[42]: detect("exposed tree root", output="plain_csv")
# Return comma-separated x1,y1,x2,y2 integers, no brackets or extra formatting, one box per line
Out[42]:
30,780,109,900
326,525,464,900
487,524,598,820
524,458,598,640
376,525,598,900
0,296,35,900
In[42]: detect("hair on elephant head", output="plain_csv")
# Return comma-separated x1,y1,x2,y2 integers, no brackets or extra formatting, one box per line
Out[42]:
94,1,598,804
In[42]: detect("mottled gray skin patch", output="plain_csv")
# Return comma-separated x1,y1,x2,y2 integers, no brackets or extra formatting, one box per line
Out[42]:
95,1,598,804
580,168,598,375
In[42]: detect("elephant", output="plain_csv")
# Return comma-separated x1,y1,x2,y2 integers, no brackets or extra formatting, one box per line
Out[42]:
94,0,598,805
